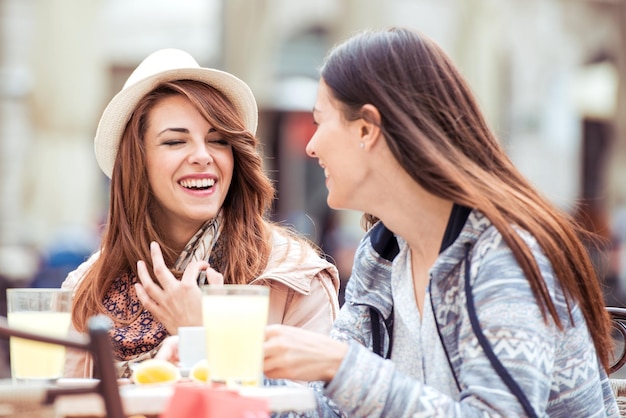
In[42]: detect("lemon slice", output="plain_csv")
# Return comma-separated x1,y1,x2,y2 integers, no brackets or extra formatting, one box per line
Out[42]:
132,359,181,385
189,359,210,382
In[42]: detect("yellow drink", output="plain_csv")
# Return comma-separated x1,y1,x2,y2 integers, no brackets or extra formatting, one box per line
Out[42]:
8,311,72,380
202,286,269,386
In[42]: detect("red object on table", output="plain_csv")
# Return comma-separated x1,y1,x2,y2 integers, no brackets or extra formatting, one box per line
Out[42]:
160,382,269,418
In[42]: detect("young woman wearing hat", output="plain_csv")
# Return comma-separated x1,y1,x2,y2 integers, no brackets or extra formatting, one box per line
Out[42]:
61,49,340,378
262,28,619,416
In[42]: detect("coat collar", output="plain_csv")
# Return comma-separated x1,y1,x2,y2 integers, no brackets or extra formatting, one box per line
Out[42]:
251,230,340,295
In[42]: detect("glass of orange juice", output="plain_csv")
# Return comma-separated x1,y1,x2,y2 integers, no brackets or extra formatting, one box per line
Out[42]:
201,285,269,387
6,288,72,382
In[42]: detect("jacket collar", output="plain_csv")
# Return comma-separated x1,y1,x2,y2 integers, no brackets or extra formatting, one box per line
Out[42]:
346,209,488,317
251,230,340,295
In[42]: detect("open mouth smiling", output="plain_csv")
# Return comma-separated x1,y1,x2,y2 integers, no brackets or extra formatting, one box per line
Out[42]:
179,178,215,191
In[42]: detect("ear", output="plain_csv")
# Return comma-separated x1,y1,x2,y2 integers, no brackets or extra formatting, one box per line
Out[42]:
359,104,382,147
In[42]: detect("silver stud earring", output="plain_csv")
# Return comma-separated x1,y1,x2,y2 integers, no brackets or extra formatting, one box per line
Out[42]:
359,142,365,149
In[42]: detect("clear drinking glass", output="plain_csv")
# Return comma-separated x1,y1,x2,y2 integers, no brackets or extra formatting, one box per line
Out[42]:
201,285,269,387
6,288,73,382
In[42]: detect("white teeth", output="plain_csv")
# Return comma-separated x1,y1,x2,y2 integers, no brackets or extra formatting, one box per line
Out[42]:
180,178,215,189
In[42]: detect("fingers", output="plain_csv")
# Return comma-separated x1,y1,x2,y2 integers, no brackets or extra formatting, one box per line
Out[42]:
263,326,296,377
135,280,159,313
263,325,292,357
180,260,210,287
135,241,210,334
136,259,163,303
180,260,223,286
155,336,180,364
263,325,348,382
206,268,224,285
264,324,284,340
143,241,221,289
149,241,177,291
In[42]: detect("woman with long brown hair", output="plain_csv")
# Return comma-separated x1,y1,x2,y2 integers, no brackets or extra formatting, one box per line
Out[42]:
263,27,618,416
62,49,339,378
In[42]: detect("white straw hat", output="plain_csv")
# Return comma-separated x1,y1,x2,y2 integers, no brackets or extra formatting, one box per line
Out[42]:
94,48,258,178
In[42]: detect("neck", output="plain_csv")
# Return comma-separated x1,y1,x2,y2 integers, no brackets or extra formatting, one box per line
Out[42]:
371,169,454,267
355,139,453,264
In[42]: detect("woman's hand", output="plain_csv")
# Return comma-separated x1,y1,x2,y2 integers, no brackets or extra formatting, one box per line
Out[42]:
263,324,348,383
135,241,224,334
154,335,180,365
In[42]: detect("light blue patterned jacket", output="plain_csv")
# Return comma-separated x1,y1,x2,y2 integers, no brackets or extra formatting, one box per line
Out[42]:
310,210,619,417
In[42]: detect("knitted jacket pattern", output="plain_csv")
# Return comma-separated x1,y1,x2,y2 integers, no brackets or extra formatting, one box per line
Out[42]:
311,210,618,417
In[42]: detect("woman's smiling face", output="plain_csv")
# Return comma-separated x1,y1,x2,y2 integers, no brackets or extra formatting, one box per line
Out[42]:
144,94,233,239
306,79,366,211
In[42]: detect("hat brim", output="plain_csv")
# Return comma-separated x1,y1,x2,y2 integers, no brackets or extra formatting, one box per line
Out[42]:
94,67,258,178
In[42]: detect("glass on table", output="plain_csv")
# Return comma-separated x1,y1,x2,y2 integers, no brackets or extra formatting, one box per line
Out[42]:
6,288,72,382
201,284,269,387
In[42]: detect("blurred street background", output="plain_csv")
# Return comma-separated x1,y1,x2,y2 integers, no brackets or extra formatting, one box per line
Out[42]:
1,0,626,375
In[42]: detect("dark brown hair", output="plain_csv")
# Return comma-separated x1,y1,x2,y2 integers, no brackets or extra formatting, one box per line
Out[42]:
321,27,612,371
73,80,276,331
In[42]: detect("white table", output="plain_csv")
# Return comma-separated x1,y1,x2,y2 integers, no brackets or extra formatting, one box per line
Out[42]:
54,383,317,417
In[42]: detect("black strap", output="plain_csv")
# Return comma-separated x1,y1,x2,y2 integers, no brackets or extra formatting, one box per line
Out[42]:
439,205,472,253
463,243,539,418
369,222,398,359
370,307,393,359
371,307,383,357
370,222,400,261
430,288,462,392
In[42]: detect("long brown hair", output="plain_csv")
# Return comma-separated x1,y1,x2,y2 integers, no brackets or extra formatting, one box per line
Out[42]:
73,80,275,331
321,27,613,371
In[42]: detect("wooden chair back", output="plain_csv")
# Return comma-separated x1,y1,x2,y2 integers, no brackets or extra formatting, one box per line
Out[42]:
0,314,125,418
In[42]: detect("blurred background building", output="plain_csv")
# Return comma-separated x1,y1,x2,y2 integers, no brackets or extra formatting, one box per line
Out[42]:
1,0,625,312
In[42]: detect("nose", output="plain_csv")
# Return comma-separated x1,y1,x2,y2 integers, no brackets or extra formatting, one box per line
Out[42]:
305,135,316,158
188,142,214,165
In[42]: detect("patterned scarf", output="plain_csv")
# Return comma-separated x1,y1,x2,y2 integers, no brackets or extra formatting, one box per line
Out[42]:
173,213,223,285
109,213,223,377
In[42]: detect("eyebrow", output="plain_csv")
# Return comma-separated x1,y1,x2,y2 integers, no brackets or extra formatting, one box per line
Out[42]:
157,127,188,136
156,127,217,136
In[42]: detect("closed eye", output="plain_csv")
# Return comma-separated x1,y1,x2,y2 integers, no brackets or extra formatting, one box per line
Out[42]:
208,139,229,146
162,139,186,146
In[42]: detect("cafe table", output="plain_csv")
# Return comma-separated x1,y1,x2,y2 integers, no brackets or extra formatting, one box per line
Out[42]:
0,378,317,417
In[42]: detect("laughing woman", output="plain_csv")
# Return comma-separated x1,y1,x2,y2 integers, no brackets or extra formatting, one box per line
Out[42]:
62,49,339,378
263,28,619,417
